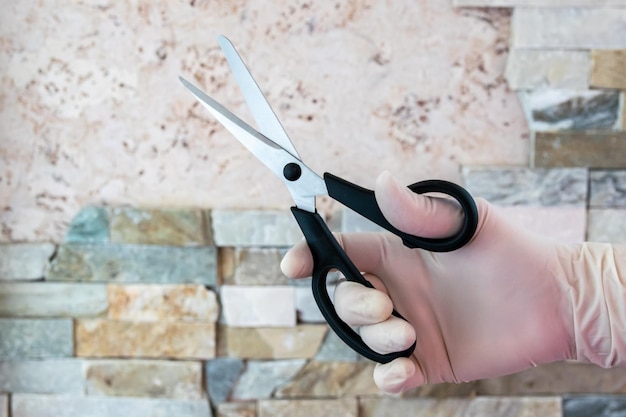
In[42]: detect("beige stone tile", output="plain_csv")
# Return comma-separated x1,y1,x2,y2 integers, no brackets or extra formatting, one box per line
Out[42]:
225,325,327,359
76,319,215,359
107,284,218,322
220,286,296,327
259,398,357,417
84,359,203,399
591,50,626,90
505,49,589,90
467,397,561,417
220,248,290,286
534,131,626,169
218,402,257,417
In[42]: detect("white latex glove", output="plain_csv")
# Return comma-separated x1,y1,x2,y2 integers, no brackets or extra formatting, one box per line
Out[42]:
281,171,626,394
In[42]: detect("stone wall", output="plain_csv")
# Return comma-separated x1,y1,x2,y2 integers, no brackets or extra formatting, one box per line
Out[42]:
2,1,626,417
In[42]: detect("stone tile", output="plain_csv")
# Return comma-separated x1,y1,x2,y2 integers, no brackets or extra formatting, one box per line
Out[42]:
590,170,626,208
295,285,337,323
231,360,307,400
65,206,109,243
11,394,212,417
587,209,626,243
84,359,202,399
0,359,84,394
47,243,217,285
75,319,215,359
220,247,290,286
212,210,302,247
220,286,296,327
511,8,626,49
534,131,626,169
314,331,360,362
0,319,73,359
206,358,245,405
217,402,257,417
455,0,626,5
107,284,218,322
493,206,586,243
0,395,6,417
563,395,626,417
110,207,209,246
259,398,357,417
0,243,55,281
479,361,626,395
0,283,107,317
341,208,386,233
505,49,589,90
275,361,379,398
225,325,327,359
462,167,588,206
591,50,626,90
520,90,620,132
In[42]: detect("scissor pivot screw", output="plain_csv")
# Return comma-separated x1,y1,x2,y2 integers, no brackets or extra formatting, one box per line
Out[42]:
283,163,302,181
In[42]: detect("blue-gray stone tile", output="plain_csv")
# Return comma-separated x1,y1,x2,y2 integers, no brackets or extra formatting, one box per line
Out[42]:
590,170,626,208
46,244,216,285
0,243,56,281
0,359,84,394
0,319,73,359
205,358,244,405
563,395,626,417
521,90,620,132
65,206,109,243
462,167,588,206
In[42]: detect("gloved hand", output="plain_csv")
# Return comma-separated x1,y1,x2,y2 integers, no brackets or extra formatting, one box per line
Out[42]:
281,171,626,394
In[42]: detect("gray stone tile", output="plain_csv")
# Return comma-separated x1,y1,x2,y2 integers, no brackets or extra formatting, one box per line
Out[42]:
231,360,307,400
206,358,245,405
0,243,55,281
505,49,589,90
520,90,620,132
65,206,109,243
0,395,6,417
0,283,107,317
11,394,212,417
590,170,626,208
0,319,73,359
47,243,216,285
212,210,303,247
340,208,386,233
0,359,84,394
512,8,626,49
563,395,626,417
462,167,588,206
314,331,360,362
587,210,626,244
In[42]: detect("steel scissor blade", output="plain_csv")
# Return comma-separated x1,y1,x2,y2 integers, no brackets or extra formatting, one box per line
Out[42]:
217,35,301,161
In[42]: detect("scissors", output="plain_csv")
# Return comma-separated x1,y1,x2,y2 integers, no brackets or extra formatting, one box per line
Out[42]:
180,36,479,363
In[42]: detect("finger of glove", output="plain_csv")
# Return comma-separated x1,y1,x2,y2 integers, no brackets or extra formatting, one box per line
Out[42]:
375,171,465,238
358,316,416,354
374,358,425,394
334,280,392,326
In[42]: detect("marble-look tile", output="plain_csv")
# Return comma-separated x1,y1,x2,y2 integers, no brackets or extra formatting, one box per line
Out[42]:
512,8,626,49
534,132,626,169
0,319,73,359
11,394,212,417
275,361,379,398
47,243,217,285
231,360,307,400
220,286,296,327
84,359,203,399
0,282,107,317
212,210,303,247
75,319,215,359
462,167,588,206
520,89,620,132
587,209,626,244
107,284,218,322
505,49,589,90
220,247,290,286
455,0,626,4
217,402,257,417
110,208,209,246
206,358,245,406
0,243,55,281
0,359,84,394
225,325,327,359
65,206,110,243
259,398,357,417
494,206,586,242
590,170,626,208
591,50,626,90
563,395,626,417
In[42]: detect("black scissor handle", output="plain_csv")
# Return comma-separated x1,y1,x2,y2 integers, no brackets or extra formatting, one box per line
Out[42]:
291,207,416,363
324,173,479,252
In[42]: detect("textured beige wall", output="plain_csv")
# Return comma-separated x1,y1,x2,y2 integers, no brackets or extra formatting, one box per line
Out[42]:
0,1,528,242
